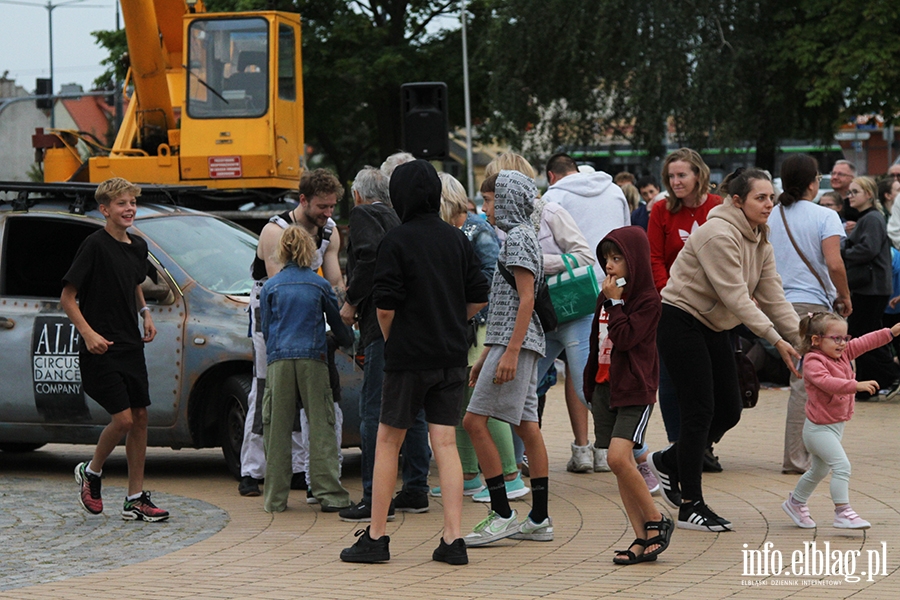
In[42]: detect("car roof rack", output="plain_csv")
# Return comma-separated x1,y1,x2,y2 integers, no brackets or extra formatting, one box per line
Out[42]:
0,181,205,215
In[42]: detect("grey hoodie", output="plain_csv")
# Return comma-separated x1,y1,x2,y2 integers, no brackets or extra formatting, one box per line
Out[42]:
486,170,545,355
542,170,630,264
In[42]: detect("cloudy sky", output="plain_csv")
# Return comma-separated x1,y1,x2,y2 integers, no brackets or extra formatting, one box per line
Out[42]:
1,0,113,93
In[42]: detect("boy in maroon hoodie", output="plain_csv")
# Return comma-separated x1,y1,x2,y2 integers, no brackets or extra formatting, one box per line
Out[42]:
583,226,673,564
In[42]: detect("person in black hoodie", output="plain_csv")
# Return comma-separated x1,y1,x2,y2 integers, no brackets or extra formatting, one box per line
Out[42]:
340,159,489,566
337,166,432,522
584,226,673,564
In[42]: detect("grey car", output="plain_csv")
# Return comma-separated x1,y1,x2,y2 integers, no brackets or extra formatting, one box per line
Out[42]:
0,187,360,477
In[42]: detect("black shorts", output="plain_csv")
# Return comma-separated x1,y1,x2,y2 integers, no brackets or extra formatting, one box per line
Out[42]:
380,367,467,429
80,348,151,415
591,383,652,447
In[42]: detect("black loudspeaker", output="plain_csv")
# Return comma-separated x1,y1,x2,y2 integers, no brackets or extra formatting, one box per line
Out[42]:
36,78,52,109
401,82,449,160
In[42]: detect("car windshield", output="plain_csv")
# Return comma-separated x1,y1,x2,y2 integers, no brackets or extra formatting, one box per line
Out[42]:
136,215,256,295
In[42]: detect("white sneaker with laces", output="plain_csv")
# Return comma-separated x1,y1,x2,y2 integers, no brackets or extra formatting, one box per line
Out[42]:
464,510,520,547
592,447,611,472
511,516,553,541
567,443,593,473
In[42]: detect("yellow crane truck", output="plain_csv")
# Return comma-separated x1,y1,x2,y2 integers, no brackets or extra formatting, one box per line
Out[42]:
31,0,304,224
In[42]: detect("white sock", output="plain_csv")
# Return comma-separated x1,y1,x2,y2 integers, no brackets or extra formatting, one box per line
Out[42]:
126,492,142,501
86,464,102,477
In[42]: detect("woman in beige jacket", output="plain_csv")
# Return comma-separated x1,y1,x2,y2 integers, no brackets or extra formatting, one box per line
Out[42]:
647,169,801,533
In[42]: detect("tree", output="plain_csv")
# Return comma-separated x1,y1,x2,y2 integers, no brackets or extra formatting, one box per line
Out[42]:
479,0,843,171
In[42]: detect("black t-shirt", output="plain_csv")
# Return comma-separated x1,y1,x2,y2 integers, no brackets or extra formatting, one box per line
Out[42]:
63,229,148,352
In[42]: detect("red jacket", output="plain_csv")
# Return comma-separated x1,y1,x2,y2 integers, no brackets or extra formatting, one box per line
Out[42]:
584,226,661,408
648,194,722,291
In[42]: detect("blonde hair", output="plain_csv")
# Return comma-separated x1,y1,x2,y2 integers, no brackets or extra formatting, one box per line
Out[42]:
95,177,141,206
798,311,846,354
852,176,882,213
438,172,469,224
661,148,711,213
621,183,640,212
277,225,316,268
484,152,537,180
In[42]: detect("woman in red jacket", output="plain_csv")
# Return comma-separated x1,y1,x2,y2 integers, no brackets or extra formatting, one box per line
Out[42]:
647,149,722,452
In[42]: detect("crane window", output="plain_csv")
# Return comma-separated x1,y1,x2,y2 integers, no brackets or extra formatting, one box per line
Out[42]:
187,18,269,119
278,24,296,101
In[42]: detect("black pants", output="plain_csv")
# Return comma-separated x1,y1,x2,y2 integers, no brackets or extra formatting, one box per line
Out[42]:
657,305,742,502
849,293,899,391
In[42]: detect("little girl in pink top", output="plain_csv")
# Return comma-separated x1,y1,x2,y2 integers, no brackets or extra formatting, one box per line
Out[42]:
783,312,900,530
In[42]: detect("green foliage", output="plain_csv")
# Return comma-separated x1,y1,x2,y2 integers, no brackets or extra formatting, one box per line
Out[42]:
91,28,128,91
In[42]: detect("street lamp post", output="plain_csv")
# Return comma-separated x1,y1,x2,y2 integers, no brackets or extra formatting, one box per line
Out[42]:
0,0,107,127
461,0,475,200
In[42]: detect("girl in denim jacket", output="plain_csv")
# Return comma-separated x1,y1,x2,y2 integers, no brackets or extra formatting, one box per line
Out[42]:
259,226,353,513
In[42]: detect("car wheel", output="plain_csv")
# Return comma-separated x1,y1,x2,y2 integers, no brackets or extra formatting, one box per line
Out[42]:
220,374,251,480
0,443,46,452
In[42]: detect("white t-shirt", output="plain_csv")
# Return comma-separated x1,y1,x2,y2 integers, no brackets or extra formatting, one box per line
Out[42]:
768,201,846,306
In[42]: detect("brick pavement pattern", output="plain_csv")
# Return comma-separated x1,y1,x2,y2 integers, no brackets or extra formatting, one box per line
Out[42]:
1,385,899,599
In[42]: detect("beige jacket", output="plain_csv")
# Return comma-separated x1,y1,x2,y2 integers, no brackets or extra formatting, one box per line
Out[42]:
661,200,800,346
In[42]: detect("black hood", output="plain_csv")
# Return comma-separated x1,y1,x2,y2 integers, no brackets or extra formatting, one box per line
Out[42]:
389,159,442,223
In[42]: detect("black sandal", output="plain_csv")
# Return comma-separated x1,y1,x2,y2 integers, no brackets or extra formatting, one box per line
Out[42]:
613,538,658,565
643,515,674,559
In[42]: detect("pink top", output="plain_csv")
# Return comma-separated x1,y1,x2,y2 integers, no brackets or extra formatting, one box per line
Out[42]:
802,328,894,424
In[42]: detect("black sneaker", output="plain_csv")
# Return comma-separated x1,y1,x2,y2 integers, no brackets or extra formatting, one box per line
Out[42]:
647,451,681,509
433,537,468,565
291,472,308,490
339,499,396,522
340,527,390,563
238,476,261,497
702,447,723,473
678,500,733,532
393,489,429,513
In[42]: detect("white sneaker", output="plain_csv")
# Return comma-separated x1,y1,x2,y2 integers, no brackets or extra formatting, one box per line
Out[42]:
464,510,520,547
567,443,593,473
592,447,611,472
833,505,870,529
511,516,553,541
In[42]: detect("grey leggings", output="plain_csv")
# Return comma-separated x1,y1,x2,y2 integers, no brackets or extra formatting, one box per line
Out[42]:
792,419,850,505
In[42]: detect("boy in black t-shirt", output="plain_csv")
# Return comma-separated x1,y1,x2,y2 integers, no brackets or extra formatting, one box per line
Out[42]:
61,177,169,522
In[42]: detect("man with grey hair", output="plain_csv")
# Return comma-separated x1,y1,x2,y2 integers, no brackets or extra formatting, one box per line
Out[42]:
338,165,431,520
830,159,858,227
381,151,415,177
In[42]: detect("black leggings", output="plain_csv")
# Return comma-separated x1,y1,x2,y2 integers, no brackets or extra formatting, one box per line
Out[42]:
657,305,742,502
849,293,899,390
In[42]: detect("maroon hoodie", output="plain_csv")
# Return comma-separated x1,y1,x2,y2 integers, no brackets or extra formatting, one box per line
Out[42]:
583,226,661,408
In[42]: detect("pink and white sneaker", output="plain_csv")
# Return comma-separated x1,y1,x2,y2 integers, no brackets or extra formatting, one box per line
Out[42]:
833,505,870,529
637,462,660,495
782,493,815,528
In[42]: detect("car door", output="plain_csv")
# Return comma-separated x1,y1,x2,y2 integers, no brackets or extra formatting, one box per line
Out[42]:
0,213,183,427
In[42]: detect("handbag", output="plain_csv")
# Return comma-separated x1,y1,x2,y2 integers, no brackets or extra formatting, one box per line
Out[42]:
778,204,845,312
546,254,600,324
735,339,760,409
497,261,558,332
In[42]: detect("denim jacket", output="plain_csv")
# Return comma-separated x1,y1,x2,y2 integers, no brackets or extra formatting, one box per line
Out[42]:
461,213,500,324
260,262,353,364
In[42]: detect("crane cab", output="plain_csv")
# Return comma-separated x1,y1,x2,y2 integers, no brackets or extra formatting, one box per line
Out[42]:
179,12,304,188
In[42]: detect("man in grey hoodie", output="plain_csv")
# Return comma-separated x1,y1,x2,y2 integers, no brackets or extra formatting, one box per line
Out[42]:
541,153,630,473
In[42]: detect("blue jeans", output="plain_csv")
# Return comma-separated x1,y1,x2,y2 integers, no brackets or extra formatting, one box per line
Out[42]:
359,339,430,500
536,314,592,406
